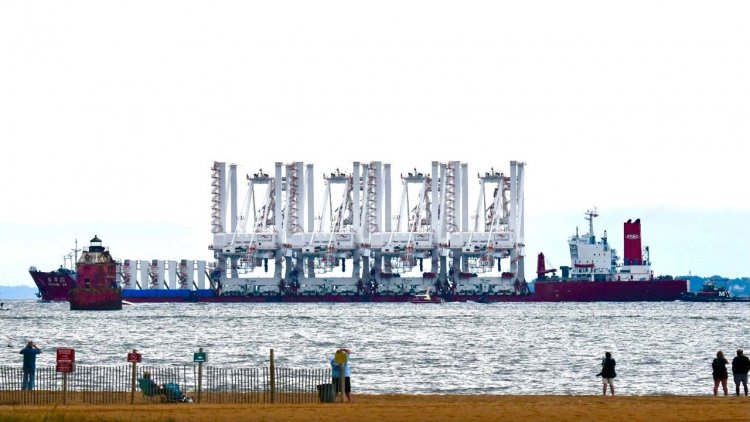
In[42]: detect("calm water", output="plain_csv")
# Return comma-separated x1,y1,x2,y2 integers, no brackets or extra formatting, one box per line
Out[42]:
1,301,747,395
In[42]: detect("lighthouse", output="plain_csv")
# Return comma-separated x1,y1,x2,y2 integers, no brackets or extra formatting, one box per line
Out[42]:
69,236,122,310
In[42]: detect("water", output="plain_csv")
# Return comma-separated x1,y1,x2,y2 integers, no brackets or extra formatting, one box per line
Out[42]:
1,301,747,395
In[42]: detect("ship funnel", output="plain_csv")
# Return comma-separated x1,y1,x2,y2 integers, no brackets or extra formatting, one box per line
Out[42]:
623,219,643,265
537,253,546,280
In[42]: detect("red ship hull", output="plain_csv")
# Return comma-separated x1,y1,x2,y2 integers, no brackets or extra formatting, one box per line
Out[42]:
29,270,76,301
31,270,687,303
533,279,688,302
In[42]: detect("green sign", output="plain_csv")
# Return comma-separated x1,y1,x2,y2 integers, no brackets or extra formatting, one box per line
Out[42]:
194,352,207,363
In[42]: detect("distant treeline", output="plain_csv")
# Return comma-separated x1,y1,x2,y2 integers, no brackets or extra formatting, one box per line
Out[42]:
0,285,37,300
682,276,750,297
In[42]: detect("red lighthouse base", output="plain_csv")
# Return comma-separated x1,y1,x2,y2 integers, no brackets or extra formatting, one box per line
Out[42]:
69,288,122,311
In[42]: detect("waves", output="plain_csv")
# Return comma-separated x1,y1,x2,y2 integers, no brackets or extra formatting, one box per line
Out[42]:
1,301,747,395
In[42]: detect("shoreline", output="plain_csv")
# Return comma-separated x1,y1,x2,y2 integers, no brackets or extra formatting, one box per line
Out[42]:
2,394,748,422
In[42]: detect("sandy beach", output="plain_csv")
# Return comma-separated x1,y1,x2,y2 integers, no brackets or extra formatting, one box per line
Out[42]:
2,395,748,422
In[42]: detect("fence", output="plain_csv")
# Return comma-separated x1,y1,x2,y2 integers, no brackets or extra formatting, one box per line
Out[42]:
0,365,332,405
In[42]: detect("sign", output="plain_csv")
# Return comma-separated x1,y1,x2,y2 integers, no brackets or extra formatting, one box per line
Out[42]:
56,348,75,373
194,352,208,363
127,352,142,363
57,361,74,373
334,351,348,365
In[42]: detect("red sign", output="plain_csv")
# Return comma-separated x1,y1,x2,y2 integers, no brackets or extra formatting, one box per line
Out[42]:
127,352,142,363
57,348,75,362
56,361,74,373
56,348,75,373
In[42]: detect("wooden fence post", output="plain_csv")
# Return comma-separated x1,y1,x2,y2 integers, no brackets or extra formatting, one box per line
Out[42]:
270,349,276,403
62,372,68,405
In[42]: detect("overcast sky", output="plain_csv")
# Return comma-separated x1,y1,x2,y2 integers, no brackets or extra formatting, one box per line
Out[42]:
1,1,748,286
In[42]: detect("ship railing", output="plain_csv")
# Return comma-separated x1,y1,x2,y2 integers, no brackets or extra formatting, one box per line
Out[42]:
0,365,332,405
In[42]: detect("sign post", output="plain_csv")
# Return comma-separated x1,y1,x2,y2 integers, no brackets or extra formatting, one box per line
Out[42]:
194,348,207,403
127,349,142,404
334,351,348,404
56,348,75,405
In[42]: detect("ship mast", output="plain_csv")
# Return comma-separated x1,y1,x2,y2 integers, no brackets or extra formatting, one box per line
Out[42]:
71,239,81,266
585,208,598,242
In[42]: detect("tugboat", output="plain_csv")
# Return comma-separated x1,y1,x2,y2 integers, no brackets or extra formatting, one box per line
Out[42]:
69,236,122,310
679,281,750,302
409,289,445,304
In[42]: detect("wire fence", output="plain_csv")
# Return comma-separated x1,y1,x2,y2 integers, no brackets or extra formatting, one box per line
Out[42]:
0,365,333,405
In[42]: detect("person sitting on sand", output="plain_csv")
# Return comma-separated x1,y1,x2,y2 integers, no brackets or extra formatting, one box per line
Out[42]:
597,351,616,396
139,371,165,396
712,351,729,396
138,371,193,402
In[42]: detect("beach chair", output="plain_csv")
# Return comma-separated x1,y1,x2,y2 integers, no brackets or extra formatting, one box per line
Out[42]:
138,378,164,402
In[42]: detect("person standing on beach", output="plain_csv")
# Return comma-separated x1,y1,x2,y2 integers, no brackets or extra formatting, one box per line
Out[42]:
731,349,749,396
712,351,729,396
330,348,352,402
597,351,616,396
19,341,41,390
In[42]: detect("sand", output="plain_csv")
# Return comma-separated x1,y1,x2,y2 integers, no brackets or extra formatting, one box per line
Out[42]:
1,395,748,422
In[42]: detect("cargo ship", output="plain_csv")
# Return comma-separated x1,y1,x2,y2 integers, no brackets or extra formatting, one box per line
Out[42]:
533,210,687,301
29,213,686,303
27,161,686,303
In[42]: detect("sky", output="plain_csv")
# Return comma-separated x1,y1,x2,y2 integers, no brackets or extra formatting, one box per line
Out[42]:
1,1,748,286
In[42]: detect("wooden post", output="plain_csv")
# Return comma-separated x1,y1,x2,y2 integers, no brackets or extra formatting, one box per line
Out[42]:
269,349,275,403
130,349,137,405
197,347,203,404
62,372,68,405
339,370,345,403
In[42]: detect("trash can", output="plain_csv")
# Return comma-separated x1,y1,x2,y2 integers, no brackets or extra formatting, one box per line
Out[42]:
316,383,335,403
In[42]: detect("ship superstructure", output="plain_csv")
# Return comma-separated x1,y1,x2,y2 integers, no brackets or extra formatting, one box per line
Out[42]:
562,210,653,282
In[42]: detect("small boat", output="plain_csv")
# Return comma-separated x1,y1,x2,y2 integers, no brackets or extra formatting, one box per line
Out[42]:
409,290,445,304
679,281,750,302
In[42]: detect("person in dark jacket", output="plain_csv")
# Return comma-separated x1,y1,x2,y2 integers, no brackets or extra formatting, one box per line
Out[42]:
597,351,616,396
712,350,729,396
19,341,42,390
731,349,750,396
